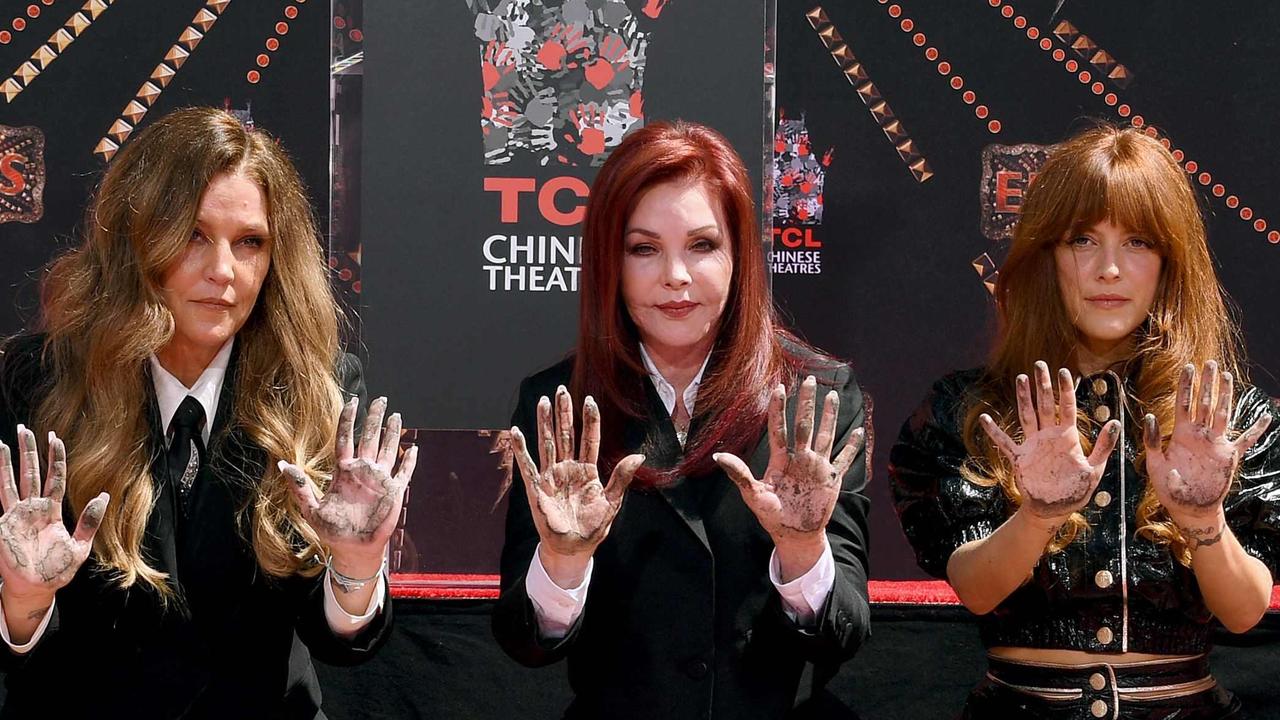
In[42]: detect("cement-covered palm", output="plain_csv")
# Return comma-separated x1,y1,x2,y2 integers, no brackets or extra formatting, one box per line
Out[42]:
511,387,643,558
715,376,863,544
0,427,108,597
280,396,418,558
1146,362,1273,522
980,362,1119,520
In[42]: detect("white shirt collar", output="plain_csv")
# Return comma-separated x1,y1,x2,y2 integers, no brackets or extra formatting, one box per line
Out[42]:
637,343,712,418
148,338,235,446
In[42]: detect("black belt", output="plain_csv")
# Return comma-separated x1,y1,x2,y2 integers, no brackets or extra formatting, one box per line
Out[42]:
985,654,1218,719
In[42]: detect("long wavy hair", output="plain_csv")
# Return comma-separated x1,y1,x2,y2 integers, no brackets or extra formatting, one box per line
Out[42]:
35,107,343,596
961,124,1242,565
574,120,813,487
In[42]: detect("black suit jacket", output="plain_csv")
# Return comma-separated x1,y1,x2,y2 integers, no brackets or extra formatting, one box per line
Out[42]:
492,349,872,720
0,334,392,719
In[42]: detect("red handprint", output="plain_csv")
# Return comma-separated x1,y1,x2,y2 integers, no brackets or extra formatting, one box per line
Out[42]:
537,23,590,71
567,103,608,157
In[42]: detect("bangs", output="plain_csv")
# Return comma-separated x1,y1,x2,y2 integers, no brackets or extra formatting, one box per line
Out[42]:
1036,134,1189,254
1079,160,1173,252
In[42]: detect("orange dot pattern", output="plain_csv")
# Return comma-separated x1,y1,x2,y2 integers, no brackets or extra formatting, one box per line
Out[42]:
988,1,1273,243
93,0,231,161
248,0,307,83
877,0,1001,134
1,0,47,42
807,5,933,183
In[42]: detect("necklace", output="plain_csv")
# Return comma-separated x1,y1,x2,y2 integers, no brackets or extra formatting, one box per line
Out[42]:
673,413,690,448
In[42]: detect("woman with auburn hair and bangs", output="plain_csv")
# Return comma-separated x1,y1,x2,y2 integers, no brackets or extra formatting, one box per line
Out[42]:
891,124,1280,719
493,120,872,719
0,107,415,717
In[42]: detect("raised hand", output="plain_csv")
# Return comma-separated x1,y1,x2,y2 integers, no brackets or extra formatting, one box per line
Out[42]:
714,376,864,556
1145,362,1273,544
280,396,418,565
979,362,1120,521
0,426,109,601
510,386,644,563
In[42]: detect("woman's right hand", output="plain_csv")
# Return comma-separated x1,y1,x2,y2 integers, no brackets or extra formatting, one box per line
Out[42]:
0,426,109,608
978,362,1119,524
510,386,644,588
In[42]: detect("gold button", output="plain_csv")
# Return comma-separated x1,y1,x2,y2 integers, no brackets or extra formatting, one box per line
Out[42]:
1095,570,1113,589
1089,672,1106,690
1093,405,1111,422
1094,490,1112,508
1091,699,1108,717
1096,626,1114,644
1092,378,1108,396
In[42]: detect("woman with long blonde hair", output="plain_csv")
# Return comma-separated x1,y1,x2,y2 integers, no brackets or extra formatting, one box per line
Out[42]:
0,107,415,717
891,124,1280,718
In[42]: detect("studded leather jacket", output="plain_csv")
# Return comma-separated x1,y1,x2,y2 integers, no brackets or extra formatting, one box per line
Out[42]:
889,368,1280,655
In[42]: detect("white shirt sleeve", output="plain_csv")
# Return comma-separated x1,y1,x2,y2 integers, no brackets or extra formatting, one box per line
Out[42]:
0,584,54,654
323,569,386,637
525,542,592,640
769,536,836,627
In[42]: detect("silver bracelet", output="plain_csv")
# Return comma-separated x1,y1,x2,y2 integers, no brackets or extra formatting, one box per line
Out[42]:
326,555,386,594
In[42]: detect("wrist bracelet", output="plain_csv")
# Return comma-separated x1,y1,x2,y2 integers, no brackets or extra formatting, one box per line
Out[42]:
326,555,386,594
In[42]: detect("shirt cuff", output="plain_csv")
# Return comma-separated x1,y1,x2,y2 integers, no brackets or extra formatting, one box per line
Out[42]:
0,583,54,654
525,542,591,640
323,569,386,638
769,537,835,627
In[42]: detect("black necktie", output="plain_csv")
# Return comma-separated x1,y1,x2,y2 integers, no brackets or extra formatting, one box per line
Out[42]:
166,396,206,512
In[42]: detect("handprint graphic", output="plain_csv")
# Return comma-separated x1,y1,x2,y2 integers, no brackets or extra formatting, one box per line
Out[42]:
466,0,665,166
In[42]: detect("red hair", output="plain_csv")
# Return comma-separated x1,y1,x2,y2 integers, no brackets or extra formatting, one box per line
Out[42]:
573,120,810,487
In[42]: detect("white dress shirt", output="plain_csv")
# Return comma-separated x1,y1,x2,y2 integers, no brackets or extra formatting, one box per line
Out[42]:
0,337,383,652
526,344,837,638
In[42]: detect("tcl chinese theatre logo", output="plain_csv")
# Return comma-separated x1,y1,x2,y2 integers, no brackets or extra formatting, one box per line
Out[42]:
467,0,667,293
770,112,829,275
0,124,45,225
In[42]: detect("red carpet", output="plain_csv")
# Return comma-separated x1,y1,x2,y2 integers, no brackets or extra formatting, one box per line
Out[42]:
389,575,1280,610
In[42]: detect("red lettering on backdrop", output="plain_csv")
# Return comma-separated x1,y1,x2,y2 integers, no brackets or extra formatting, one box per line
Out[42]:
484,176,590,225
994,170,1038,213
484,177,536,223
0,153,25,196
772,227,822,249
538,176,589,226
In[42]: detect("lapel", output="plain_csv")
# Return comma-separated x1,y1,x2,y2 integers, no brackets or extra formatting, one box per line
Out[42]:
143,373,181,585
635,377,713,554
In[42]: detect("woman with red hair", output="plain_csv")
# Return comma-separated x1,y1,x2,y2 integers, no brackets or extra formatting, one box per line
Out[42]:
492,121,871,719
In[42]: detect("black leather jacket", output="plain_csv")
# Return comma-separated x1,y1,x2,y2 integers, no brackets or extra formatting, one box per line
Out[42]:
889,367,1280,655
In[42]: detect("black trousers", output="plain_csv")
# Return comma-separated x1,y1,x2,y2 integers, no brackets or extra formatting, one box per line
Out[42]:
960,654,1241,719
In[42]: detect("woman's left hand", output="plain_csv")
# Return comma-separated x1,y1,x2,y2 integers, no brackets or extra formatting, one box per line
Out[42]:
280,396,418,577
1145,361,1272,545
714,376,863,579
